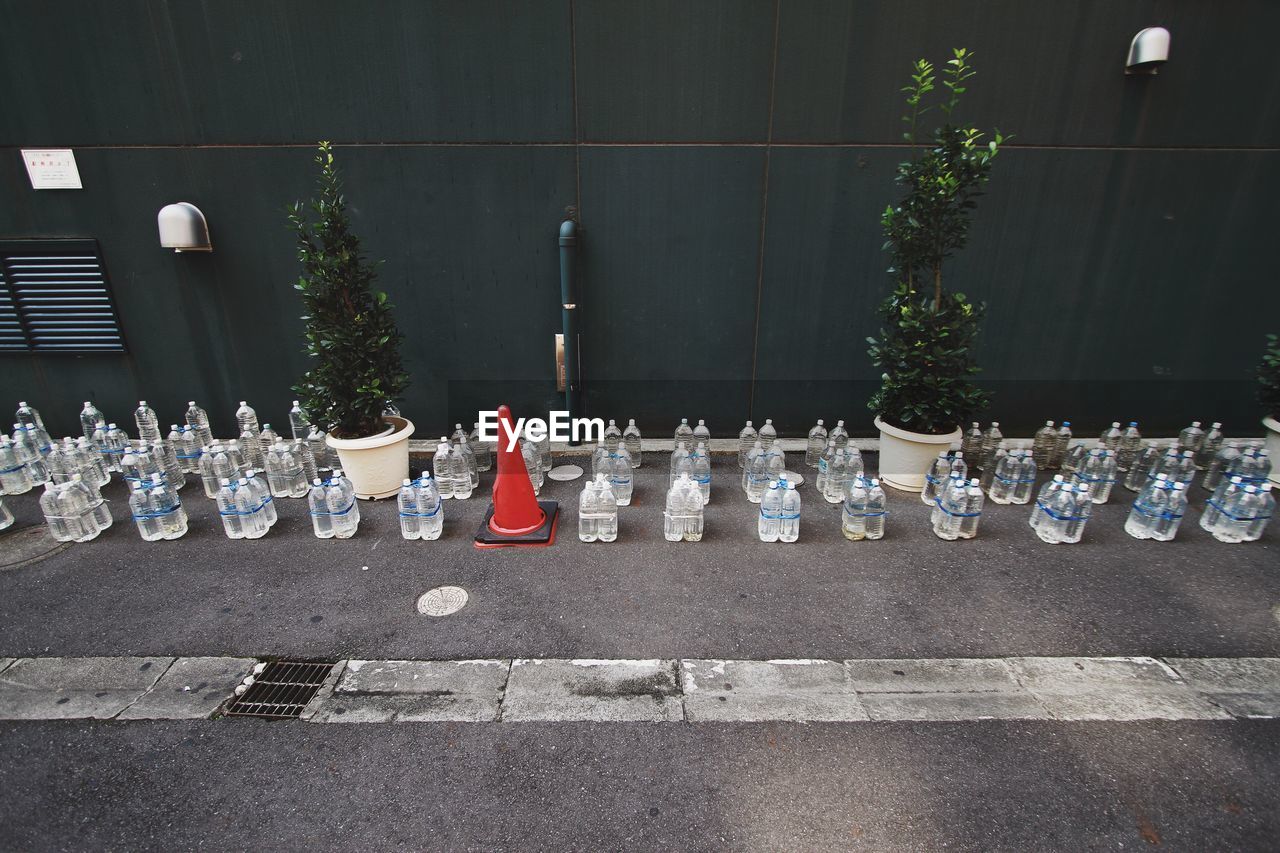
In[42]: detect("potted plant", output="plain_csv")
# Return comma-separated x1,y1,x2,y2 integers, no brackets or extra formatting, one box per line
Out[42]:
867,49,1005,491
1259,333,1280,482
290,141,412,499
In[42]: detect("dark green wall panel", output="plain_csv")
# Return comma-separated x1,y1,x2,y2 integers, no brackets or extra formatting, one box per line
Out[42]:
573,0,776,142
577,147,764,433
0,0,574,146
772,0,1280,146
0,145,574,437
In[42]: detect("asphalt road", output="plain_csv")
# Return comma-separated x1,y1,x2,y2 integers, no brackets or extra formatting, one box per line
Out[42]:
0,718,1274,850
0,455,1275,661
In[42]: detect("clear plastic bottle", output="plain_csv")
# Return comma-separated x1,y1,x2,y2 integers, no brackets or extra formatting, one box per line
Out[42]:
452,426,479,489
307,426,333,472
16,401,45,431
779,480,801,543
763,444,787,489
842,476,869,541
40,482,77,542
522,439,544,495
960,422,983,461
1177,421,1205,455
1032,421,1056,469
273,441,309,498
692,419,711,447
979,423,1003,470
603,419,622,453
610,445,633,506
979,447,1006,493
690,441,711,504
217,479,244,539
669,442,691,489
398,479,421,540
536,426,552,474
1244,483,1274,542
1196,422,1224,470
144,479,187,540
185,401,214,448
823,446,853,504
829,420,849,450
239,426,265,473
988,452,1018,504
958,483,984,540
758,419,777,452
865,479,887,539
245,471,276,528
1152,482,1188,542
1061,442,1088,476
1123,441,1159,492
805,420,827,468
815,437,836,498
289,401,311,440
674,418,694,449
1099,422,1122,452
80,401,105,441
1125,474,1168,540
592,439,610,479
103,423,129,473
1030,476,1064,537
327,470,359,539
174,426,199,473
235,477,268,539
1078,449,1118,504
664,472,704,542
451,438,475,499
931,476,965,541
741,441,764,495
259,424,280,454
1010,452,1037,505
596,476,619,543
1210,485,1261,544
578,476,600,543
12,424,49,484
417,472,443,540
1117,422,1143,471
134,401,161,444
0,438,33,495
155,438,185,490
308,478,333,539
468,422,493,472
433,439,455,499
1051,421,1073,469
235,401,260,437
758,479,783,542
737,421,757,468
622,419,642,468
1202,442,1239,493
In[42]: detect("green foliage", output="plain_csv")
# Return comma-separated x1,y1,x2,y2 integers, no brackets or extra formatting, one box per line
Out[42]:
1260,334,1280,420
869,49,1004,434
290,142,409,439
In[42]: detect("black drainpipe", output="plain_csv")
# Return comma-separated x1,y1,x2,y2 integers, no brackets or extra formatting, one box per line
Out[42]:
558,218,581,444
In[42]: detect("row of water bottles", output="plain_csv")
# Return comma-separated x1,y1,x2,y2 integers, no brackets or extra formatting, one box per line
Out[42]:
591,440,634,504
398,472,444,541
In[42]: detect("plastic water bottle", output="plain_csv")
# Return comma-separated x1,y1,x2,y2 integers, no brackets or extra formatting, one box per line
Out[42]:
1123,441,1158,492
1202,442,1239,492
433,439,455,499
536,427,552,473
173,426,197,473
829,420,849,449
16,401,45,431
185,402,214,448
591,439,610,479
259,424,281,455
737,421,757,468
762,444,787,490
289,401,311,440
865,479,887,539
80,401,105,441
1209,485,1264,543
596,476,619,542
1032,421,1056,468
235,401,260,437
327,470,359,539
988,452,1019,504
155,438,185,490
815,437,836,497
663,472,704,542
669,442,691,489
100,423,128,473
979,423,1003,470
308,478,333,539
1244,483,1275,542
1125,474,1168,540
758,479,783,542
0,437,34,494
268,440,309,498
842,476,870,540
578,476,600,543
217,479,244,539
1061,442,1087,476
133,401,160,444
823,446,853,504
693,419,711,447
959,483,984,539
234,477,268,539
1052,422,1073,469
520,440,544,495
307,427,333,472
1098,422,1122,452
980,447,1006,493
468,422,493,472
758,419,777,452
12,424,49,483
416,472,443,540
741,441,764,496
1151,482,1188,541
453,426,479,490
690,441,711,504
805,420,827,468
398,479,421,540
1029,475,1063,534
41,479,103,543
1076,449,1118,503
609,445,633,505
622,419,642,468
1175,421,1204,456
245,471,276,527
961,422,983,461
1011,452,1037,504
931,476,967,541
239,426,265,473
1117,422,1143,471
1196,422,1224,470
779,480,800,543
131,479,185,541
674,418,694,449
601,419,622,453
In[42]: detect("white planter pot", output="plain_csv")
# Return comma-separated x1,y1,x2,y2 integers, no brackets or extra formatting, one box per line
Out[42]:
1265,416,1280,485
327,416,415,500
874,416,962,492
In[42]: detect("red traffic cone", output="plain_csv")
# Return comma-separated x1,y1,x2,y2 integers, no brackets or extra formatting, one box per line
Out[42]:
474,404,559,548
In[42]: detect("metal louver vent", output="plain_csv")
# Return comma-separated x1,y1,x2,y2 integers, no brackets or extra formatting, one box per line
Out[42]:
0,239,127,353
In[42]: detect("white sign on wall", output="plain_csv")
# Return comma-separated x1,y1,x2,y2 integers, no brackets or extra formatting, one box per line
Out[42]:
21,148,83,189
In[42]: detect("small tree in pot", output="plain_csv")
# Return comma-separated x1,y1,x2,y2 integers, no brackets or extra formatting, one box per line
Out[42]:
866,50,1005,489
290,141,413,498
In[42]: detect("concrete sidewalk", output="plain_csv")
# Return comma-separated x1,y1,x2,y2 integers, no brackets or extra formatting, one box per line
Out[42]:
0,454,1275,663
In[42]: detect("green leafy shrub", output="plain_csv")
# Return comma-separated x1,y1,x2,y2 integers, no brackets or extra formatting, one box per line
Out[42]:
1260,333,1280,420
290,141,409,439
867,49,1005,435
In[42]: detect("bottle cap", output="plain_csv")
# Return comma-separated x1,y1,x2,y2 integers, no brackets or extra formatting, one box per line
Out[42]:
219,478,230,485
403,479,412,486
837,420,844,426
1173,483,1184,490
1129,421,1138,426
817,419,823,425
240,401,247,406
1191,421,1201,427
1063,421,1071,426
1212,422,1222,428
139,400,147,406
313,478,323,486
991,422,999,427
955,452,963,458
765,418,773,424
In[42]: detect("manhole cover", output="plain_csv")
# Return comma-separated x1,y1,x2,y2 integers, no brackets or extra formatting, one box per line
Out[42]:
224,660,336,719
0,525,71,571
418,585,469,616
548,464,584,482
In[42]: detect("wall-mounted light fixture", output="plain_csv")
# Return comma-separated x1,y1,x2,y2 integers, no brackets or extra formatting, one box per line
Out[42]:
1126,27,1170,75
157,202,212,252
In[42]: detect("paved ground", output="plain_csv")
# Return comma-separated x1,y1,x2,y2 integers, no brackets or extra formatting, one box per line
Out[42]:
0,454,1275,661
2,718,1276,850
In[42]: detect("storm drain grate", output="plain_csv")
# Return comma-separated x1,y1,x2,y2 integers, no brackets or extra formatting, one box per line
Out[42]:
224,661,336,719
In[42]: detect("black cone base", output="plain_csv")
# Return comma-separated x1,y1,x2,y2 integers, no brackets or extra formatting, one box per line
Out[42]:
474,500,559,548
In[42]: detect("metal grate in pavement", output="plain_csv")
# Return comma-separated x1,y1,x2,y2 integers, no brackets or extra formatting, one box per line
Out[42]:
224,661,336,719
